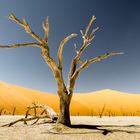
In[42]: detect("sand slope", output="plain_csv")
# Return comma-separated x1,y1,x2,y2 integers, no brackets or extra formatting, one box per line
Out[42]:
0,81,140,116
0,81,88,115
73,90,140,115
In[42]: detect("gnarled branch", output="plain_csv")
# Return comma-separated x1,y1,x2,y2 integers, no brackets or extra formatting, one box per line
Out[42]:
26,103,58,120
4,14,65,90
77,52,124,73
0,43,42,49
68,16,99,92
2,115,48,127
57,34,77,70
2,103,58,127
69,52,123,92
42,17,49,42
8,14,47,46
84,15,96,37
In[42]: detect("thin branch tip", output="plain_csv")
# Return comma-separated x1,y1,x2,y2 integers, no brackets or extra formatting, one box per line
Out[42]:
72,33,78,37
92,15,96,20
46,16,49,22
8,13,16,20
119,52,124,54
113,52,124,55
22,17,28,25
80,30,84,36
42,16,50,41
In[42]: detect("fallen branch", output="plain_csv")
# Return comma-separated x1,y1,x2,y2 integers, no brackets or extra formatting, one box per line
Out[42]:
2,115,48,127
25,103,58,120
2,103,58,127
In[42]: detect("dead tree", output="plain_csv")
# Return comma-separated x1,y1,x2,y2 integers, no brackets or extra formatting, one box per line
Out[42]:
111,112,116,117
12,107,16,116
98,104,106,118
91,109,94,117
0,14,123,126
106,109,112,117
108,110,112,117
0,108,3,115
3,111,6,115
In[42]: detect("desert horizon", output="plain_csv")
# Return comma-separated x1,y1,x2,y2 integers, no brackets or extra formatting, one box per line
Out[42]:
0,81,140,117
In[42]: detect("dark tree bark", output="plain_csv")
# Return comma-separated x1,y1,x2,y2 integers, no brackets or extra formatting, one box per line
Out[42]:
57,90,71,126
0,14,123,126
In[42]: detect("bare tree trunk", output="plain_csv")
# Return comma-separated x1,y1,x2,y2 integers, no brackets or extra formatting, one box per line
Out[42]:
57,91,71,126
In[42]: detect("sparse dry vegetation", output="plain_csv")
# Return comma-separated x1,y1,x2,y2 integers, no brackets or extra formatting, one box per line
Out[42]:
98,104,106,118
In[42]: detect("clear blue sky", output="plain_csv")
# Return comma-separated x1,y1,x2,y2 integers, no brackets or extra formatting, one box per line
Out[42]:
0,0,140,94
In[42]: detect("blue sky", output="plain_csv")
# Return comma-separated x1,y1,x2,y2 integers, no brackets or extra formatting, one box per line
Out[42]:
0,0,140,94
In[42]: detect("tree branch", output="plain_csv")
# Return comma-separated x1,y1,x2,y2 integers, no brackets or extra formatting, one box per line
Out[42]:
72,52,124,81
42,17,49,42
41,48,66,89
0,43,42,49
68,52,123,94
75,16,99,60
84,16,96,37
2,115,49,127
57,34,77,70
68,16,99,92
7,14,65,90
26,103,58,120
8,14,47,46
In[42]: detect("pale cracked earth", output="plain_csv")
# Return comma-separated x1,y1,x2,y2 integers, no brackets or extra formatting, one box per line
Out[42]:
0,116,140,140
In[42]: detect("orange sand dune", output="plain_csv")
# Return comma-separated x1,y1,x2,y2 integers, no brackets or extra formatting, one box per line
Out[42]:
0,81,140,116
73,90,140,116
0,81,89,115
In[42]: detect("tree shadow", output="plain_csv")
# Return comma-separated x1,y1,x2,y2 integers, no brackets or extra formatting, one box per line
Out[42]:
42,124,140,135
70,124,140,135
71,124,140,129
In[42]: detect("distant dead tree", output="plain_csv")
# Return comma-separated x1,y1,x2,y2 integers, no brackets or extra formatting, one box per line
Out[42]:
130,112,135,116
0,14,123,126
111,112,116,117
106,109,112,117
3,111,6,115
0,108,4,115
12,107,16,116
98,104,106,118
120,106,127,116
90,109,94,117
77,112,80,116
136,110,140,116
